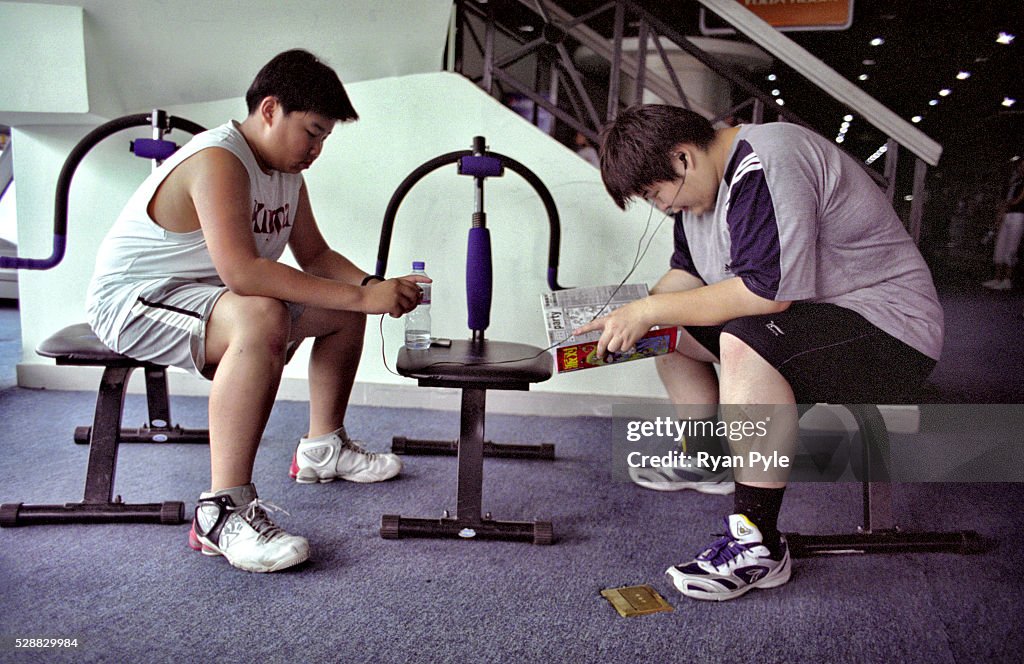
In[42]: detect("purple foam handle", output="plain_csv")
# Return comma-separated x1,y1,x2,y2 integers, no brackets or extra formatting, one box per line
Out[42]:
458,155,503,178
131,138,179,160
466,227,493,332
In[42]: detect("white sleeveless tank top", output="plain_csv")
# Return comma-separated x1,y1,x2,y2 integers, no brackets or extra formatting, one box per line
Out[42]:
86,121,303,340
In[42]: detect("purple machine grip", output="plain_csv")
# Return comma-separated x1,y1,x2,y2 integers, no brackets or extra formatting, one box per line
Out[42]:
131,138,179,160
466,227,493,332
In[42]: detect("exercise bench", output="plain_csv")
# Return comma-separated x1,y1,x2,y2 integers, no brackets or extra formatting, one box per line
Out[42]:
0,111,207,527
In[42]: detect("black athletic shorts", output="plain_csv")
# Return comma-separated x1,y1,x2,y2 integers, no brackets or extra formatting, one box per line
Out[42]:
683,303,937,404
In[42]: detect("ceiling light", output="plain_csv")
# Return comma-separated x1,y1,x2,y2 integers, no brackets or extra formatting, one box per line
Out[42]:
866,144,888,165
1003,97,1017,107
858,74,869,81
939,88,951,96
767,74,777,81
519,24,535,32
841,122,850,130
956,71,971,80
996,32,1015,45
776,99,785,106
870,37,885,46
771,89,780,96
836,136,845,143
843,114,854,122
929,99,939,106
904,195,914,202
911,115,922,123
862,59,876,66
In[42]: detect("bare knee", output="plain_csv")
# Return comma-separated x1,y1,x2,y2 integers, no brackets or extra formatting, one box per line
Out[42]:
718,332,794,403
341,310,367,335
291,307,366,343
718,332,761,368
221,296,291,358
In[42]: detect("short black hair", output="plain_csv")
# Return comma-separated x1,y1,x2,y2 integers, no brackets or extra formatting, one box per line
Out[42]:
245,49,358,122
599,104,715,209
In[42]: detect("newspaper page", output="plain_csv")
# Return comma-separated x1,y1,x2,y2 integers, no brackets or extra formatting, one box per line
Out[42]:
541,284,679,372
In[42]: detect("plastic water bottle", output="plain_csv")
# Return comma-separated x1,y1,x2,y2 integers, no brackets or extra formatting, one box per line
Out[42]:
404,261,431,350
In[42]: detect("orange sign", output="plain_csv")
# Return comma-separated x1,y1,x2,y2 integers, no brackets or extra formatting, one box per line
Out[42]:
701,0,854,33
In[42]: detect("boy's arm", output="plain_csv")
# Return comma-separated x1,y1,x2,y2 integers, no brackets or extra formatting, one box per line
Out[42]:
190,149,423,316
573,276,789,357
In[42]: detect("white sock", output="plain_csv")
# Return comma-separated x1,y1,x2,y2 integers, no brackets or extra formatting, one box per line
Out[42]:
301,426,347,445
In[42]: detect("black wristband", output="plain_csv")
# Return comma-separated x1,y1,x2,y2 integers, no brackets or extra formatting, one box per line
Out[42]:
361,274,384,286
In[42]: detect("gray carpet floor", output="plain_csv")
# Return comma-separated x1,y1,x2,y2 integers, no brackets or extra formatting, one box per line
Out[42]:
1,385,1022,664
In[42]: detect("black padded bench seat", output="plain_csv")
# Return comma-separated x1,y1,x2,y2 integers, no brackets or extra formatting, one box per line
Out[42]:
396,339,552,388
38,322,148,366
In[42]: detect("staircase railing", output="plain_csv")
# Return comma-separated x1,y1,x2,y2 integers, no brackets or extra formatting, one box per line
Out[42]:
445,0,941,242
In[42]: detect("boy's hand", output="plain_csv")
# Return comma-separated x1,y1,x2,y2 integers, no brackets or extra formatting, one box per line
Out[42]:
572,298,654,358
361,274,432,318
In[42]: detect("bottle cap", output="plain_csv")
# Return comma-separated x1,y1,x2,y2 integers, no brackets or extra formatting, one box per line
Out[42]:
412,261,425,271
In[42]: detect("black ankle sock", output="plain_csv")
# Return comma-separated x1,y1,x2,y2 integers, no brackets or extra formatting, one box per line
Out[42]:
734,484,786,559
682,417,725,458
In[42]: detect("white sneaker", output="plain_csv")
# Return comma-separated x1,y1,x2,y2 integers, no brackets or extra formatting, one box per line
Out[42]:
290,430,402,484
628,464,735,495
666,514,791,601
188,483,309,573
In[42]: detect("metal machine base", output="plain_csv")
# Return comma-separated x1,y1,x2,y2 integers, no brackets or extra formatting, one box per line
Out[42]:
392,436,555,460
787,405,995,557
381,513,553,545
1,357,199,528
0,500,184,527
381,387,554,545
74,425,210,445
787,528,993,557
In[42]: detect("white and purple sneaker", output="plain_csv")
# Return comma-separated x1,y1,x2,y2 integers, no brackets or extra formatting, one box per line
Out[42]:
666,514,791,601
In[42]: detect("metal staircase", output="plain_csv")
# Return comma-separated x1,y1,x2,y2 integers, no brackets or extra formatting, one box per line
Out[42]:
444,0,940,241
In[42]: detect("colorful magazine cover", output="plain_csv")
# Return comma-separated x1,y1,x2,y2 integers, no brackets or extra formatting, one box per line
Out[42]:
541,284,679,372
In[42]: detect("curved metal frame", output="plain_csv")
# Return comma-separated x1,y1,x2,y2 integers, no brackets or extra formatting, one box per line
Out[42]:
374,148,565,292
1,112,205,271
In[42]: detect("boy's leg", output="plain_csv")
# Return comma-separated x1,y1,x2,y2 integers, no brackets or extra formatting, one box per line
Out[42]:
718,332,797,559
287,306,366,438
193,292,309,573
635,270,732,493
630,335,734,494
287,307,401,484
203,293,292,491
664,331,798,601
651,268,720,415
718,332,798,491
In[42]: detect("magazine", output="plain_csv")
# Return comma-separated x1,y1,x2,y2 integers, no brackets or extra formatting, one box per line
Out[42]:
540,283,679,373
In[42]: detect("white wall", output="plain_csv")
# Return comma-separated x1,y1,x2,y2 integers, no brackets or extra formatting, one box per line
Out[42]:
1,0,454,125
14,73,677,413
0,3,89,116
0,183,16,245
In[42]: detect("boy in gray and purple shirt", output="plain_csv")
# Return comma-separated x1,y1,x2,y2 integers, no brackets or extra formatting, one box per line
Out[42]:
575,104,942,601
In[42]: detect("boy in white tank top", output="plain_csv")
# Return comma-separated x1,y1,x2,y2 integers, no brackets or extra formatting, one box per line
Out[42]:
86,50,429,573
